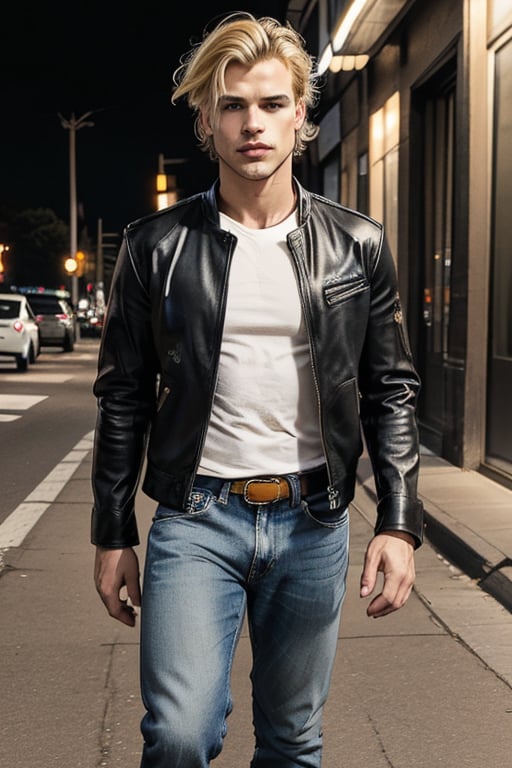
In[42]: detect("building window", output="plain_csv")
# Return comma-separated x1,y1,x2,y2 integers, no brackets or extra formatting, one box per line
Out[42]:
323,151,341,202
369,91,400,259
357,152,369,214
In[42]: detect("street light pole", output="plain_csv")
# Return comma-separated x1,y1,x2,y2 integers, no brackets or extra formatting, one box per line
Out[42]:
59,111,94,307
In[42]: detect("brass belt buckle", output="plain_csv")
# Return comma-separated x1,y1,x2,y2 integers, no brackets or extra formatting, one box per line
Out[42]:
243,477,282,504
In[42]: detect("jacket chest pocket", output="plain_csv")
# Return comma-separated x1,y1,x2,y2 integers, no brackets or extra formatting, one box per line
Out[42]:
323,276,369,307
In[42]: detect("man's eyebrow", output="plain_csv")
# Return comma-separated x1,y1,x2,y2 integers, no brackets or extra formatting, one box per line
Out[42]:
219,94,292,104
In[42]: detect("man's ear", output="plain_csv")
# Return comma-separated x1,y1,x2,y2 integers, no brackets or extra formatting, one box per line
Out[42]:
294,99,306,130
199,109,213,136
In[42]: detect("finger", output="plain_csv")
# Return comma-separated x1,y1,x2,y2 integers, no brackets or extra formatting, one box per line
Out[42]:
366,585,413,618
360,551,378,598
95,573,138,626
103,594,138,627
366,594,391,618
125,574,142,608
116,600,138,627
366,571,414,617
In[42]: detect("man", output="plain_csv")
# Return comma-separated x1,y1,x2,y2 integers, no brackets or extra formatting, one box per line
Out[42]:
92,13,423,767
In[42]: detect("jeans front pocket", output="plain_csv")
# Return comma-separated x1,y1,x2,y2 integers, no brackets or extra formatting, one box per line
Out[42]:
303,491,350,528
153,490,214,523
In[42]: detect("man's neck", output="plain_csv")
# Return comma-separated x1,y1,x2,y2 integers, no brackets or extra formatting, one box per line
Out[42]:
217,175,297,230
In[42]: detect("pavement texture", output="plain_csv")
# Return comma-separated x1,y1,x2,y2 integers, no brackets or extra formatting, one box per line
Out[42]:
357,448,512,613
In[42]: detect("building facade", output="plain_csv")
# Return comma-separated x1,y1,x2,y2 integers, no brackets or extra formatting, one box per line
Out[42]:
288,0,512,489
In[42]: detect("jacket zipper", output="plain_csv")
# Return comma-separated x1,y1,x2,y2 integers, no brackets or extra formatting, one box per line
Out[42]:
286,230,338,509
157,386,170,412
393,292,413,361
183,232,237,501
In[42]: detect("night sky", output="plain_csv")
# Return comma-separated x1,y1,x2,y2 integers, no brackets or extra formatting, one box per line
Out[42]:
1,2,288,238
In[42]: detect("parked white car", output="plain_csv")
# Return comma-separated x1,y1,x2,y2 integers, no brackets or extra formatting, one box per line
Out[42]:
0,293,41,371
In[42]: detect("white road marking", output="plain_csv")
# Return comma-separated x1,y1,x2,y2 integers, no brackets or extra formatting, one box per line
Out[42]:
0,394,48,410
0,373,73,383
0,393,47,422
67,353,98,361
0,430,94,551
0,502,51,550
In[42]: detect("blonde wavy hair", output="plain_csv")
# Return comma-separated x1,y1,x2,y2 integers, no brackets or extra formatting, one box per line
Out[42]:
172,13,320,159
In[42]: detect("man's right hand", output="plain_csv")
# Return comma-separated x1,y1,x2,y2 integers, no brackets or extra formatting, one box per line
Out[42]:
94,546,141,627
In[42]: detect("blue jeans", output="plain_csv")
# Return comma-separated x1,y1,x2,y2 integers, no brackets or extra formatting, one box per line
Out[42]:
139,473,349,767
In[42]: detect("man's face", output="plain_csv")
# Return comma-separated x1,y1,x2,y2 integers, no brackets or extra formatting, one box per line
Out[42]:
201,58,305,183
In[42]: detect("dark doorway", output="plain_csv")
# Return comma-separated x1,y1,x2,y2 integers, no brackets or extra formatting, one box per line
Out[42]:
412,61,457,455
486,37,512,479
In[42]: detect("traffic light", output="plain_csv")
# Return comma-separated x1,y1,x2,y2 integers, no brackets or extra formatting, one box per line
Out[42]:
76,250,86,277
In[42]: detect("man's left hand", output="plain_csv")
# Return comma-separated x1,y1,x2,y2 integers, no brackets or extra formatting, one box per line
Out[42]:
360,532,416,618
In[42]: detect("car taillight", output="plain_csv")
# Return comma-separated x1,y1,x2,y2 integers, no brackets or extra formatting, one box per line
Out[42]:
56,313,68,320
13,320,24,333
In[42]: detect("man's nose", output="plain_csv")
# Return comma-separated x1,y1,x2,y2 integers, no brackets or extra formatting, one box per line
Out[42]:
242,106,264,134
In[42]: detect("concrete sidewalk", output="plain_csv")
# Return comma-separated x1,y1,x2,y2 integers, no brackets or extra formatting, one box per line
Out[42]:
357,448,512,613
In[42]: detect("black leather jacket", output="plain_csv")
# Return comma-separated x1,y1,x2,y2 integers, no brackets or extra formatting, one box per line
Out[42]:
91,180,424,548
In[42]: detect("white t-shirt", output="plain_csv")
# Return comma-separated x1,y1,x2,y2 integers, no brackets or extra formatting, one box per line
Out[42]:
197,210,324,478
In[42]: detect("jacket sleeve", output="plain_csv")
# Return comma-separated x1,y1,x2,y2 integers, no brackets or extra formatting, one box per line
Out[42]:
358,232,424,548
90,236,159,548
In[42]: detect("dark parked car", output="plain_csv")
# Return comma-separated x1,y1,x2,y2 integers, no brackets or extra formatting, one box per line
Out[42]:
76,296,104,337
25,292,76,352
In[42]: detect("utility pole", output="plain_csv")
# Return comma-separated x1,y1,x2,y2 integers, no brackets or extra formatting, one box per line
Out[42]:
96,217,104,286
96,219,120,300
59,111,94,307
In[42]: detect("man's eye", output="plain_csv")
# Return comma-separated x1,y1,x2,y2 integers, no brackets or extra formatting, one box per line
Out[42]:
223,103,241,111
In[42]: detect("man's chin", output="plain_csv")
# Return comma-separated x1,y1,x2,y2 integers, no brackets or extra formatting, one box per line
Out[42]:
219,153,291,183
238,162,284,183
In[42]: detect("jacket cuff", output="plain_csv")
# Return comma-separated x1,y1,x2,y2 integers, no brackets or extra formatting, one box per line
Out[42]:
374,494,424,549
90,506,140,548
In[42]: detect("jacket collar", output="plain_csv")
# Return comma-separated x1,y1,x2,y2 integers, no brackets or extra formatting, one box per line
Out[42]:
202,177,311,229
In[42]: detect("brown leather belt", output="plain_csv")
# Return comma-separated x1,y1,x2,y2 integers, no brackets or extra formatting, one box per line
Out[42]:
229,466,328,504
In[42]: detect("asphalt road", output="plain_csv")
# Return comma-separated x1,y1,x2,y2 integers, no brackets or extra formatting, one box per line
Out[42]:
0,338,99,521
1,339,512,767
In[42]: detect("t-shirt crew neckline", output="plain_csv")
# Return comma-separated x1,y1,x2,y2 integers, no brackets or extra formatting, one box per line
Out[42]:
219,209,298,237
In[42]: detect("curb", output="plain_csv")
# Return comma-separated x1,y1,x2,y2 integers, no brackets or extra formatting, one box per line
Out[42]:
422,508,512,614
356,470,512,615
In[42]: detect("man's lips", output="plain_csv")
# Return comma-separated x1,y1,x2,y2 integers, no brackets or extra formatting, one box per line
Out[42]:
238,143,272,158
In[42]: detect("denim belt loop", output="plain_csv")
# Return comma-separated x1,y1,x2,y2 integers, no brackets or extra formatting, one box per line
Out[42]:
287,474,302,507
218,481,232,505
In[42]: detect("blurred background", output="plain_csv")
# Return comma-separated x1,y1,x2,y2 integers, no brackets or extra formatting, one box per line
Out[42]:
1,0,512,491
0,2,288,272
